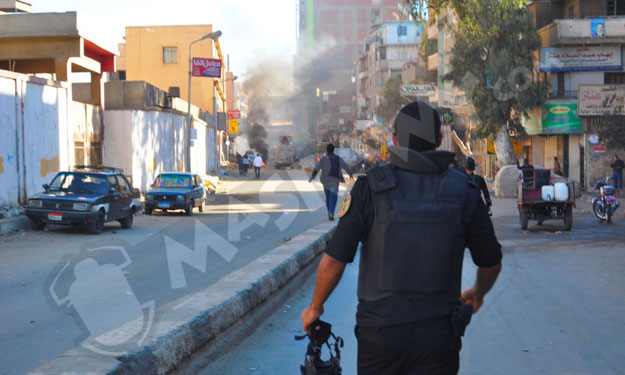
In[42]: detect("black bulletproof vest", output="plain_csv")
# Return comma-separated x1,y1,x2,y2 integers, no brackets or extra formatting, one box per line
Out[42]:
358,164,471,304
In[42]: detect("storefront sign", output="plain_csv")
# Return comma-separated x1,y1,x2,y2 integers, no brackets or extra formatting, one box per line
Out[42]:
594,144,607,153
539,46,621,72
400,84,436,97
192,58,222,78
542,103,583,134
487,137,523,155
578,85,625,116
227,110,241,119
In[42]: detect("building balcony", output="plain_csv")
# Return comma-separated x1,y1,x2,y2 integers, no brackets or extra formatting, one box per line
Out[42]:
428,53,439,71
358,70,368,80
539,18,625,46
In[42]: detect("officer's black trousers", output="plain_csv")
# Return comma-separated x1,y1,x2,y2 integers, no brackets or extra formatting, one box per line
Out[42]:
356,317,460,375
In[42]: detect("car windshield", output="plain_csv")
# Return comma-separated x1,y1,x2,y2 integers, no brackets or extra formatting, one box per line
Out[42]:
49,172,107,194
154,174,192,188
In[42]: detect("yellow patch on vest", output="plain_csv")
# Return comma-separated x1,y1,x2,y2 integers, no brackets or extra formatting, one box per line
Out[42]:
338,194,352,218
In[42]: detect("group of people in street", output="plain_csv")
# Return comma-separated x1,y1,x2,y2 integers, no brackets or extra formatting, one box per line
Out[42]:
302,101,502,375
235,152,264,179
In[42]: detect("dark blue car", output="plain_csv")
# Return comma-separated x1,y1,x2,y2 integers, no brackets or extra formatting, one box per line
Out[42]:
25,167,142,234
144,173,205,216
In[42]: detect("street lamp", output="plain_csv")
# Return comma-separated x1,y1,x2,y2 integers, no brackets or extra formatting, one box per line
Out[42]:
186,30,222,172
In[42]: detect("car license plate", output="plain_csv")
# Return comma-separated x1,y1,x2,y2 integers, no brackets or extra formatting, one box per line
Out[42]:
158,202,170,208
48,213,62,221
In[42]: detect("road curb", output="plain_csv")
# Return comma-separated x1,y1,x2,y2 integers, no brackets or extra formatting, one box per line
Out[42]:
0,215,29,235
29,222,335,375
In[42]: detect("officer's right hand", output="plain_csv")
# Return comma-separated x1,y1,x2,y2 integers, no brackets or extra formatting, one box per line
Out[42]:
301,305,324,333
460,286,484,314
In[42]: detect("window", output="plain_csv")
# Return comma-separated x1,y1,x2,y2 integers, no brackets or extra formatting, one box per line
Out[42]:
397,25,408,37
116,175,129,193
163,47,178,63
108,175,120,192
605,72,625,84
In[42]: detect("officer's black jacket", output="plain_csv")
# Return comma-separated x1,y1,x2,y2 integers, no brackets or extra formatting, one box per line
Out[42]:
327,147,502,327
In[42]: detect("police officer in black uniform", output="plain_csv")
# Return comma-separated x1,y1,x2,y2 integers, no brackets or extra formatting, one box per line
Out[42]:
465,157,492,213
301,101,503,375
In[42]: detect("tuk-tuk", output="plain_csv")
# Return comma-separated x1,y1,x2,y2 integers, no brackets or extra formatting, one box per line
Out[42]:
517,168,575,230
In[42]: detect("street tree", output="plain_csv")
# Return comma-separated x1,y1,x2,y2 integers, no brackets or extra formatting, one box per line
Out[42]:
445,0,546,165
377,75,407,125
595,116,625,150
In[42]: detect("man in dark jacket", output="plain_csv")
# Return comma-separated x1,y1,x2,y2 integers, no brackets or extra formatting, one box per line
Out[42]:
610,155,624,192
309,144,353,220
301,101,502,375
466,157,492,213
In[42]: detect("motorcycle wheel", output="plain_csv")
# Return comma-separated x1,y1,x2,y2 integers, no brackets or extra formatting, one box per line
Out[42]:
592,200,606,221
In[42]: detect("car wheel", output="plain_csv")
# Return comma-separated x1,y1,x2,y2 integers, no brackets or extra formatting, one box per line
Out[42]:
145,208,152,215
120,208,134,229
29,219,45,231
185,201,193,216
88,210,105,234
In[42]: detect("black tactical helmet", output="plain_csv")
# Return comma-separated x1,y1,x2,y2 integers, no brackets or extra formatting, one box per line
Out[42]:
394,101,441,152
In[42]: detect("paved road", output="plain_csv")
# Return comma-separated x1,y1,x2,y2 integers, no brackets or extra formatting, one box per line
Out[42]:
0,170,348,375
201,196,625,375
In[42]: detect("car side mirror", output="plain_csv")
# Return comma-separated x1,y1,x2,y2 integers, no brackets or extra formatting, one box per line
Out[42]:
42,183,49,192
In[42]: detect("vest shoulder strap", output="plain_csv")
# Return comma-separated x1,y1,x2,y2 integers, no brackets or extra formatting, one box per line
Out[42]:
366,164,397,193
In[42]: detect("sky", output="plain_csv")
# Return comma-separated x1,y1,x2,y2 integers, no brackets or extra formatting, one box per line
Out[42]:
33,0,297,78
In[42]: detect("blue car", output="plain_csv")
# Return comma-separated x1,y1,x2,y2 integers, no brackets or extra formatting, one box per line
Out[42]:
25,166,142,234
144,173,205,216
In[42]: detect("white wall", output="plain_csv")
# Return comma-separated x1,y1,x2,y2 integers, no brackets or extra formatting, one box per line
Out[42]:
0,70,71,205
0,76,19,205
103,109,209,193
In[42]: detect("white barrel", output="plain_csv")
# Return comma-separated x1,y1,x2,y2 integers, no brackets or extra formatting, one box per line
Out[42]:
554,182,569,201
542,185,555,201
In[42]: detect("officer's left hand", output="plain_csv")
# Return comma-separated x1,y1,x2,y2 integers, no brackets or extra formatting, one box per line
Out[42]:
301,305,324,333
460,286,484,314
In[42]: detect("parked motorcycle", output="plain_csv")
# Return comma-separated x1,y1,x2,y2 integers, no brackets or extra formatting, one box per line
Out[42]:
592,176,620,224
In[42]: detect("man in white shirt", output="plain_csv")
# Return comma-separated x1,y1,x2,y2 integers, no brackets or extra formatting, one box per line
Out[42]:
253,153,264,179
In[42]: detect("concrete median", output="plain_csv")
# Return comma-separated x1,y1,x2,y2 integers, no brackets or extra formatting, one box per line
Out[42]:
29,221,335,375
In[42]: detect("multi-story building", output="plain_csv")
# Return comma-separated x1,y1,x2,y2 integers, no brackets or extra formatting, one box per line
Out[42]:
295,0,409,143
526,0,625,190
118,25,227,114
355,20,422,126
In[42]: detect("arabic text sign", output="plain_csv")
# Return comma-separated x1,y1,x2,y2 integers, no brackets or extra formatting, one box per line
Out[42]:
400,84,436,97
539,46,621,72
542,103,583,134
227,110,241,119
578,85,625,116
192,58,222,78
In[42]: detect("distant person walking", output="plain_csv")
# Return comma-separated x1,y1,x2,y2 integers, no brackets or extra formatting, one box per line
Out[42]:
253,153,263,179
610,154,624,192
309,144,353,221
466,157,492,215
241,154,250,176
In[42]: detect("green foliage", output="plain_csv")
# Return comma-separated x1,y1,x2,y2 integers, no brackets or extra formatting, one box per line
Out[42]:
595,116,625,150
444,0,547,138
420,38,438,68
376,76,406,125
